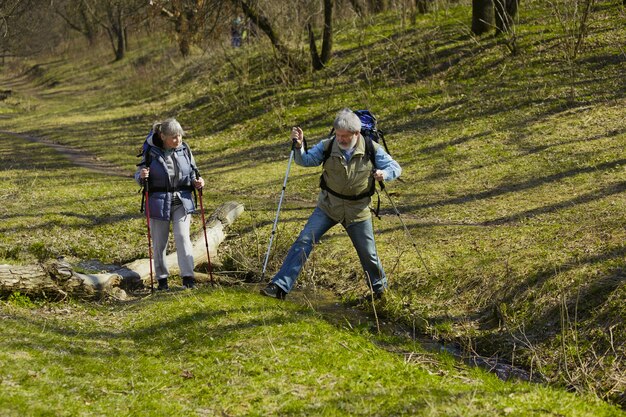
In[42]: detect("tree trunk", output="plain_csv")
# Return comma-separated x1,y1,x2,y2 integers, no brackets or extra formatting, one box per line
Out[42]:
237,0,302,69
114,7,126,61
308,23,323,70
348,0,364,16
416,0,430,14
472,0,494,36
0,202,244,299
82,7,99,45
0,260,126,300
114,26,125,61
369,0,388,13
100,3,126,61
174,4,191,57
55,3,100,46
308,0,334,71
320,0,334,63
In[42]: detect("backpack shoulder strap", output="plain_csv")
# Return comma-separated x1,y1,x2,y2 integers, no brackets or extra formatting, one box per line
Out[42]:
181,141,191,158
364,135,384,218
138,142,153,167
181,141,199,207
364,135,380,169
322,137,335,165
183,141,200,177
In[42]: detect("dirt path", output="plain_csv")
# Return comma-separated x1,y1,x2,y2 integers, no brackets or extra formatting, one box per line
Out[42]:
1,129,132,178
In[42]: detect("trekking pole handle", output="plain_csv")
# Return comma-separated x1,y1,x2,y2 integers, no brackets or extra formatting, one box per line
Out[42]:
291,126,304,149
371,169,385,190
192,167,204,190
139,167,150,181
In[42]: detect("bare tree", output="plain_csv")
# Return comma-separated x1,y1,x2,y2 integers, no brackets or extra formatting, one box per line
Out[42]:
0,0,33,39
234,0,303,69
79,0,145,61
55,0,101,46
0,0,65,60
550,0,596,61
149,0,226,57
472,0,494,35
308,0,334,70
549,0,597,100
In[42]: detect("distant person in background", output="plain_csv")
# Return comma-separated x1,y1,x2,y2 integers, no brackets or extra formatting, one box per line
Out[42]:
261,109,402,300
135,118,205,290
231,16,243,47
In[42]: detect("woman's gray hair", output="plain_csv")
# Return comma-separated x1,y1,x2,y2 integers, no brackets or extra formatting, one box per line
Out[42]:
153,118,185,138
333,108,361,133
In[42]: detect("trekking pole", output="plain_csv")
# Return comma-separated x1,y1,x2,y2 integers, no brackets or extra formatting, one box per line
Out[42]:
197,187,215,285
193,168,215,285
382,188,433,276
143,179,155,293
261,140,296,280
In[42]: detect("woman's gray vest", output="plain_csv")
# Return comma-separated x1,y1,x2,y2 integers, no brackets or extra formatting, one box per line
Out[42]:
145,143,196,221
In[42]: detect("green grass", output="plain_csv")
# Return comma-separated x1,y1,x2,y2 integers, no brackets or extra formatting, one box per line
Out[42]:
0,288,622,417
0,0,625,413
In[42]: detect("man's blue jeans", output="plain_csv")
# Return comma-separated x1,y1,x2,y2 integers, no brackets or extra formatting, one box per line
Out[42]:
272,207,387,294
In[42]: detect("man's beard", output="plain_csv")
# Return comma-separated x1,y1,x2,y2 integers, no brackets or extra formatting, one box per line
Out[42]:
338,136,357,150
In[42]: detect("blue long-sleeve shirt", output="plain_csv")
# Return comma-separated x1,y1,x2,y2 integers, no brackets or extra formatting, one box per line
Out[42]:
294,139,402,181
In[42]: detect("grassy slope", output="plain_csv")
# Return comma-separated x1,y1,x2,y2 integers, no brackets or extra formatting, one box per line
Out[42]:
0,0,625,411
0,288,622,417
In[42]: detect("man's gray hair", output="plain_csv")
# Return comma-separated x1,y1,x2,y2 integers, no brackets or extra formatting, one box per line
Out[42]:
333,108,361,133
154,118,185,138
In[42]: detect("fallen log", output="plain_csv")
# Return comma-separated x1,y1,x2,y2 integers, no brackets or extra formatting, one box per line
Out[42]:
0,201,244,299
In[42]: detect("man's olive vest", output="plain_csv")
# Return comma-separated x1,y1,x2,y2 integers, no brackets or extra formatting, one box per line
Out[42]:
317,135,379,224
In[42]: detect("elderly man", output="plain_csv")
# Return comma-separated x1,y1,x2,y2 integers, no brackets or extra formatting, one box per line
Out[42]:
261,108,402,300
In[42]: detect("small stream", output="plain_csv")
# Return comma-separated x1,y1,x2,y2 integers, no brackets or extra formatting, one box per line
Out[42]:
282,285,538,383
76,257,538,383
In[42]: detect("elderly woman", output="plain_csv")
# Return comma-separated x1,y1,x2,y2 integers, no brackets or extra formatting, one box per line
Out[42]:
261,108,402,300
135,118,205,290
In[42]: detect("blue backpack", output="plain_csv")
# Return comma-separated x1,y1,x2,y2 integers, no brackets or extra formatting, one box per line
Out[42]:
351,109,390,155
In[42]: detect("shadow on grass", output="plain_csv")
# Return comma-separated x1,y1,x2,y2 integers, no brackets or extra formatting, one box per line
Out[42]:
483,180,626,225
398,157,626,213
1,295,303,362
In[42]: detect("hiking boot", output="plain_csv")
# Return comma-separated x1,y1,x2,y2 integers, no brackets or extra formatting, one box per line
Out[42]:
260,283,287,300
157,278,169,291
182,276,196,289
